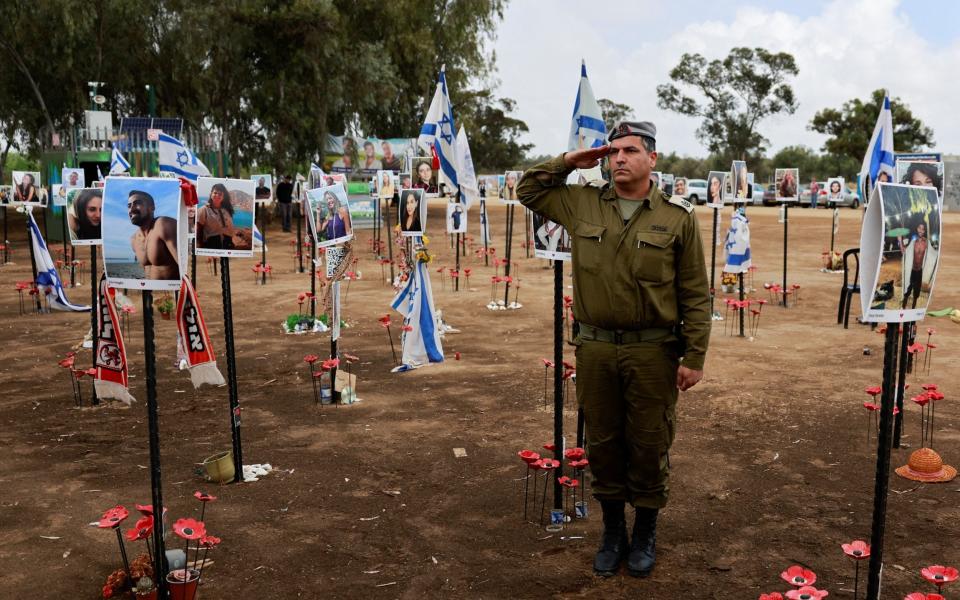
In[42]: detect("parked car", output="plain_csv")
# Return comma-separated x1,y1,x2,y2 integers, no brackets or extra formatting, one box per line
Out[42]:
750,183,764,205
684,179,707,204
762,184,777,206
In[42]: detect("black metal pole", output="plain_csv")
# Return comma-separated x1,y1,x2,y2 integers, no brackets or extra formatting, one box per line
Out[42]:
60,206,68,281
90,247,99,405
141,290,168,598
553,258,564,511
738,272,745,337
219,258,243,483
503,205,514,306
455,230,461,292
830,208,837,256
310,238,317,320
26,215,42,312
866,324,900,600
260,204,267,284
190,238,196,287
481,197,489,267
330,336,340,404
782,203,788,307
2,206,7,263
710,207,718,317
296,200,304,273
524,209,531,259
893,322,911,448
386,194,395,284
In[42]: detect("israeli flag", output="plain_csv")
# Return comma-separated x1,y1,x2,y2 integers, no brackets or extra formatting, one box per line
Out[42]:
27,210,89,311
723,209,751,274
417,66,459,195
390,256,443,370
109,147,131,175
455,126,479,209
253,224,266,251
568,60,607,150
158,133,211,181
859,91,895,201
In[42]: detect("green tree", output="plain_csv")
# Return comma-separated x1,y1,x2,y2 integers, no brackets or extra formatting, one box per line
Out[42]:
597,98,634,132
809,89,934,158
768,145,825,182
457,91,531,172
656,47,799,162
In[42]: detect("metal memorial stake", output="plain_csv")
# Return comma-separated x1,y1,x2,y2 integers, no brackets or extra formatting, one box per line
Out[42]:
502,204,515,306
219,258,244,483
552,258,564,518
781,203,789,307
141,290,168,597
90,246,100,405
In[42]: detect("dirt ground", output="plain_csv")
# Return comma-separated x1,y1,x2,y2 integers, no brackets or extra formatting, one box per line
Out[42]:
0,200,958,599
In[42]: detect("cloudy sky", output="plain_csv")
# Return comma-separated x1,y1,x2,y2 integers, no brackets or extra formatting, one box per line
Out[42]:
492,0,957,158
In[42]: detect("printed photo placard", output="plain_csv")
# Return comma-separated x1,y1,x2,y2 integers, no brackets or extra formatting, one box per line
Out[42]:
860,183,942,323
502,170,522,205
12,171,42,205
102,177,183,290
446,202,467,234
377,170,395,199
775,168,799,202
398,188,426,236
195,177,255,258
532,212,571,261
706,171,726,208
251,174,273,202
306,183,354,247
67,188,103,246
896,160,944,199
411,157,439,197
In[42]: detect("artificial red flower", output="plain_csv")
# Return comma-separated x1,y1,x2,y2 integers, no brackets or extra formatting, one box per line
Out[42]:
401,325,413,332
561,360,575,370
464,268,472,276
517,450,540,464
304,354,319,364
841,540,870,559
564,447,585,461
562,369,576,381
907,342,925,354
560,478,579,488
58,355,75,368
502,276,513,284
781,565,817,588
103,584,114,598
921,565,959,588
321,358,340,370
543,443,556,452
125,515,154,541
557,475,571,485
454,352,461,360
297,292,306,303
343,353,360,362
85,368,97,377
785,587,828,600
904,594,944,600
563,296,573,308
97,505,129,529
912,394,931,407
199,534,221,548
541,358,554,368
73,369,87,380
379,315,391,327
193,491,217,502
568,459,589,469
539,458,560,470
172,518,206,541
759,594,784,600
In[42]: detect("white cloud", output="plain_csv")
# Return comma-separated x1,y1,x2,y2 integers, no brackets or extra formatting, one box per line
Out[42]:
493,0,956,160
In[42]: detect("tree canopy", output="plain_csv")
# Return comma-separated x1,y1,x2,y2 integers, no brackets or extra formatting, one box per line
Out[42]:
656,47,799,163
597,98,634,133
0,0,525,174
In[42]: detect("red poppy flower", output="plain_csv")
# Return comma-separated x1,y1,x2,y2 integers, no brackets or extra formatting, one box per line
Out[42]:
928,390,945,402
539,458,560,470
379,315,391,326
343,353,359,362
562,369,576,381
72,369,86,380
193,491,217,502
781,565,817,588
785,587,828,600
541,358,554,368
759,593,784,600
568,458,589,469
927,343,937,350
172,518,207,541
502,276,513,284
561,360,575,370
921,383,938,391
85,367,97,377
564,447,585,461
563,296,573,307
865,386,882,397
103,584,114,598
893,406,900,416
922,565,959,588
97,505,129,529
58,356,75,368
321,358,340,370
912,394,930,407
199,534,221,548
401,325,413,332
312,370,324,378
449,270,459,278
557,475,571,485
907,343,925,354
464,268,472,276
863,402,879,411
518,450,540,464
304,354,319,364
560,478,579,488
841,540,870,560
454,352,461,360
543,443,556,452
905,594,945,600
297,292,306,303
125,515,154,541
15,281,29,290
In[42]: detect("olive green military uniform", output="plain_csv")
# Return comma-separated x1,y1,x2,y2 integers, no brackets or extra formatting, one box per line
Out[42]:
517,155,710,509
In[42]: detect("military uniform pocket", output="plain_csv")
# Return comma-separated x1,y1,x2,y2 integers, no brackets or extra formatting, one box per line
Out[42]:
633,230,676,283
573,221,606,273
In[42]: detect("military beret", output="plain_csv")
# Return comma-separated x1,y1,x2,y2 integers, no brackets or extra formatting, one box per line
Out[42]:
608,120,657,143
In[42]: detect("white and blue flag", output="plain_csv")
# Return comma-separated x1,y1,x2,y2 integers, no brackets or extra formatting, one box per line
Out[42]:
253,224,266,252
110,147,131,175
27,209,89,312
158,133,211,181
417,66,459,195
568,60,607,150
723,209,752,274
390,257,443,371
859,91,895,201
455,126,479,209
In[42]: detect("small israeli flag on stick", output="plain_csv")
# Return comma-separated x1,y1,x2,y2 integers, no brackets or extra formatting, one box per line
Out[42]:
417,65,459,196
158,133,211,181
859,90,895,201
109,147,131,175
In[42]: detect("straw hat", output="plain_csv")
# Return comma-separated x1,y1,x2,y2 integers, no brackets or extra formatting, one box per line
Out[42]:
895,448,957,483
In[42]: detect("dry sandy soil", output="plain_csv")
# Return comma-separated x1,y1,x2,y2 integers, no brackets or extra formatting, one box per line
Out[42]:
0,201,958,599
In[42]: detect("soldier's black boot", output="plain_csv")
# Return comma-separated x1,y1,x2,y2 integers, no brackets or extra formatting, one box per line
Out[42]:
593,500,628,577
627,507,658,578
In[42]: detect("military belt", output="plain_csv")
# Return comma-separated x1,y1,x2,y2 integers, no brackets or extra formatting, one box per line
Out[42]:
578,323,672,344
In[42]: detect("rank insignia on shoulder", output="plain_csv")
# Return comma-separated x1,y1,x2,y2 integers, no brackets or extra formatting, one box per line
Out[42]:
668,195,694,213
650,224,667,232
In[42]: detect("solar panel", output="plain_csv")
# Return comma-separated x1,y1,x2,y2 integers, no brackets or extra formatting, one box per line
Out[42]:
117,117,184,151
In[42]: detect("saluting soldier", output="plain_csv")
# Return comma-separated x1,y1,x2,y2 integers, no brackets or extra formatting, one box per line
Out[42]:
517,121,710,578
